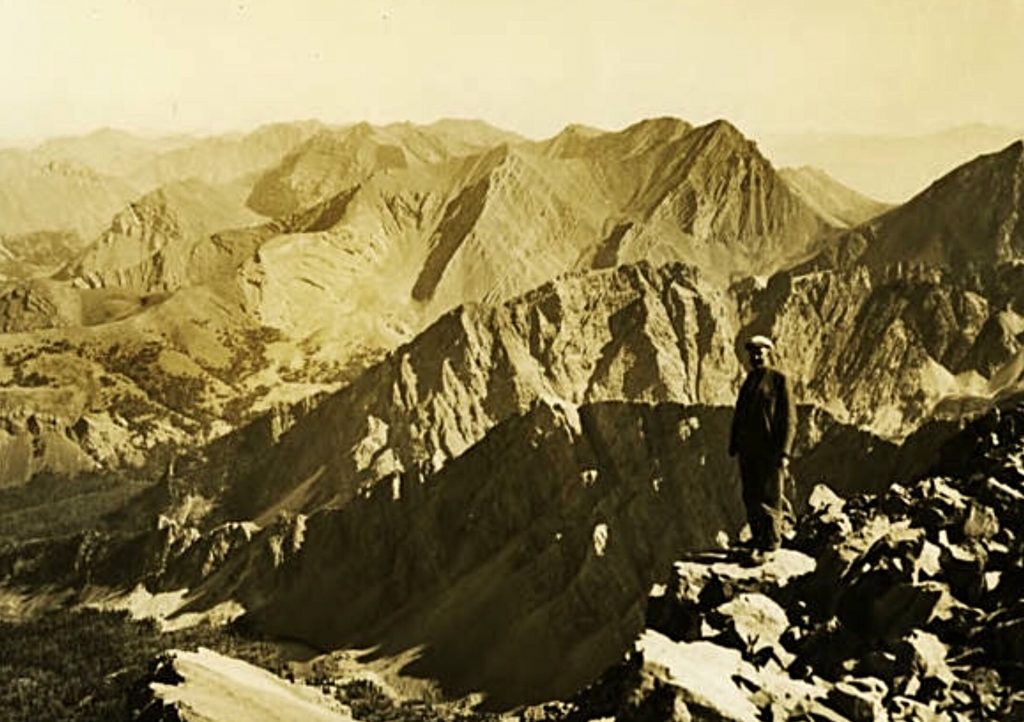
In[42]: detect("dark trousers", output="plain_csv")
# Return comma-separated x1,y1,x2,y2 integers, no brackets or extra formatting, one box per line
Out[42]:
738,454,786,551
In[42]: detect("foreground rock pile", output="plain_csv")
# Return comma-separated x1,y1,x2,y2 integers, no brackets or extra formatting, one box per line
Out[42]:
548,399,1024,721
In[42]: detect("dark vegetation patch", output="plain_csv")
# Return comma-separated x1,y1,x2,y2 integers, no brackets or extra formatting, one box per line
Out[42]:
0,608,285,722
0,473,153,543
327,677,503,722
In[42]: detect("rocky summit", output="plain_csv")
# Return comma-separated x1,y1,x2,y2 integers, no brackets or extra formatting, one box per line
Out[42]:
1,117,1023,722
548,393,1024,721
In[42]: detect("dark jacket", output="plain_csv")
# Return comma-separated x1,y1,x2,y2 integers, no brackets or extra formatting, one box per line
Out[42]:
729,367,796,461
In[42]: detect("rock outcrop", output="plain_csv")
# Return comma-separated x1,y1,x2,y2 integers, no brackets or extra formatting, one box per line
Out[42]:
59,179,260,293
542,394,1024,720
132,647,353,722
215,262,741,521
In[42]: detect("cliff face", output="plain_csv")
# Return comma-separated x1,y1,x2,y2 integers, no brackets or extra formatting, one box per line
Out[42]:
216,263,741,521
243,400,743,706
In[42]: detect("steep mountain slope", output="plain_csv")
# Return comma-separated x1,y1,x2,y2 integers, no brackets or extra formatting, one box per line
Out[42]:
587,120,830,279
249,118,834,288
245,400,744,706
215,257,1021,526
779,165,890,227
58,179,261,292
216,262,741,522
763,123,1024,202
246,121,520,217
859,140,1024,270
129,121,326,190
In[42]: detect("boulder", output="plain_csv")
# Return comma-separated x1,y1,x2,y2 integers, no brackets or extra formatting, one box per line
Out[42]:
712,592,792,666
891,630,955,695
915,540,943,580
827,677,889,722
961,502,999,542
838,557,947,641
910,479,968,534
888,696,949,721
633,631,763,722
633,630,836,722
938,540,988,604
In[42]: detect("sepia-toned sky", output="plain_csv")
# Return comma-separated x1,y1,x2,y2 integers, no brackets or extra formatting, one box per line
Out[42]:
2,0,1023,142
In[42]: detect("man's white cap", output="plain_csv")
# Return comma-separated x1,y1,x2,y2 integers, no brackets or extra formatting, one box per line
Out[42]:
744,335,774,350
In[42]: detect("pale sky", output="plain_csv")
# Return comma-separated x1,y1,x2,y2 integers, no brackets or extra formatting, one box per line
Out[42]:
2,0,1023,143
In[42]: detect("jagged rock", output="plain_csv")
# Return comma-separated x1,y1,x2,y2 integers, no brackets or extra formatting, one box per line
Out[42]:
915,541,943,579
973,615,1024,671
849,580,946,643
794,484,855,553
711,592,792,666
645,576,704,643
832,523,961,643
630,630,834,722
888,696,949,722
630,632,763,722
956,667,1005,717
911,479,969,534
856,650,902,688
670,550,817,599
647,549,817,647
132,647,350,722
591,400,1024,719
937,540,988,604
892,631,955,693
827,677,889,722
960,502,999,541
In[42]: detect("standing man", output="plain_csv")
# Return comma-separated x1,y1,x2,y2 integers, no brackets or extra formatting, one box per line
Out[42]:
729,335,796,555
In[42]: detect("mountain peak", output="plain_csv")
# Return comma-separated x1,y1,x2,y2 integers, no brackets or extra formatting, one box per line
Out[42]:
620,116,693,141
690,118,753,149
